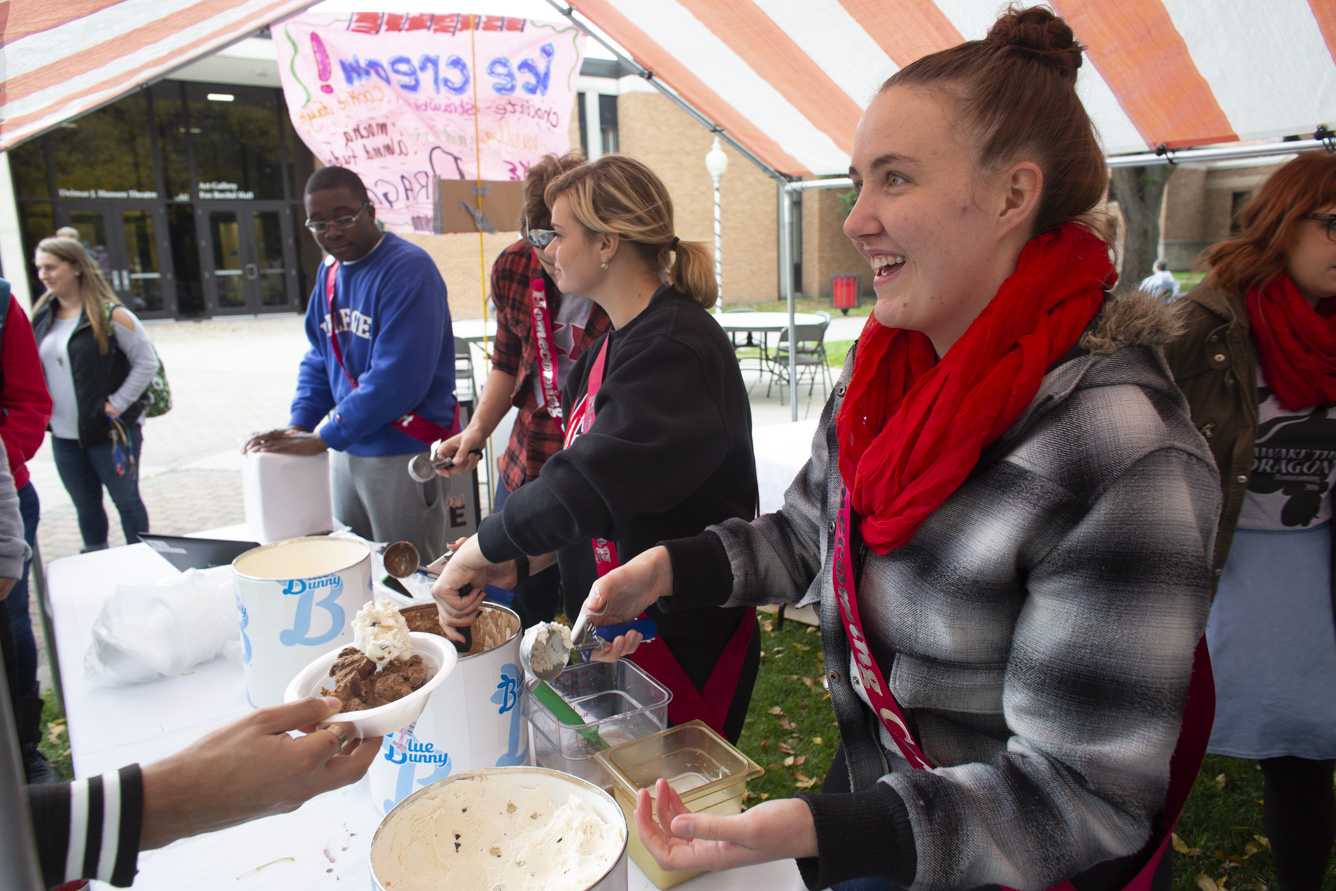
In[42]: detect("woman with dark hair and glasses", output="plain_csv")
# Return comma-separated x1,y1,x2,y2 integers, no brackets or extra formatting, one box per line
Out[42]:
433,153,610,627
1164,150,1336,891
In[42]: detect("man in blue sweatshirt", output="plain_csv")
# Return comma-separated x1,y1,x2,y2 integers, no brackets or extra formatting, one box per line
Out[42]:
245,167,456,561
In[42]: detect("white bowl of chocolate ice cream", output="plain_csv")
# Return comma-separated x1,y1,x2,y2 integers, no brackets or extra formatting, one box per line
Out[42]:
285,600,457,738
370,766,628,891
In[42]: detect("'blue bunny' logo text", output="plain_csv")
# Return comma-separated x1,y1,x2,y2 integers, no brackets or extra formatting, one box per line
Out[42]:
278,574,346,647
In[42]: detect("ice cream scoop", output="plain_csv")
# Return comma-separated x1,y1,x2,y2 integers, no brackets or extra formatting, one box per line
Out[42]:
519,616,658,682
382,540,435,579
407,449,483,482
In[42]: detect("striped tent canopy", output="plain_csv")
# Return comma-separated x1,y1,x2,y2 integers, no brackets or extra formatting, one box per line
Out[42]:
0,0,318,152
566,0,1336,176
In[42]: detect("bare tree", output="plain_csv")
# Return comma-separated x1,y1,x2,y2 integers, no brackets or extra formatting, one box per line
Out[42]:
1111,165,1175,288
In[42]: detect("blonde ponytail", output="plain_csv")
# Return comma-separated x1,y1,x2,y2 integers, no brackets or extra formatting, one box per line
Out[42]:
666,240,718,309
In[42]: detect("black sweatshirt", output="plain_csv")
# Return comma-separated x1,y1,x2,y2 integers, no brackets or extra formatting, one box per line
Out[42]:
477,286,760,739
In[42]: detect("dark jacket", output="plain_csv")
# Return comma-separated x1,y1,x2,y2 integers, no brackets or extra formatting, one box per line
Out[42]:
1160,282,1260,585
477,285,760,740
32,302,147,447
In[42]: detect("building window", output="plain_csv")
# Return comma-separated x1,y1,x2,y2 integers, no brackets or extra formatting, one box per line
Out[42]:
599,94,619,155
1230,191,1251,233
186,83,285,201
48,92,157,197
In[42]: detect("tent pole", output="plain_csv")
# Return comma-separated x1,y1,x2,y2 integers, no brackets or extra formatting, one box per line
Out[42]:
779,183,798,421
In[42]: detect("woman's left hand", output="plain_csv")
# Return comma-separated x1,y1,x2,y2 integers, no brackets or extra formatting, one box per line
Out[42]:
635,778,818,872
104,400,120,418
431,536,493,645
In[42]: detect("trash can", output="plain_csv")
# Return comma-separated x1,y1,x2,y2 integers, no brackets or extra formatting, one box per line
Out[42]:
832,274,860,314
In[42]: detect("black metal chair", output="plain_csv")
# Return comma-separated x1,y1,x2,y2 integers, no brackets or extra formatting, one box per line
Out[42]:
767,311,833,402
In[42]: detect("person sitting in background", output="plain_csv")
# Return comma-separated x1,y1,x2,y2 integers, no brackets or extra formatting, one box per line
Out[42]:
582,8,1219,889
433,152,610,628
1164,150,1336,891
1140,258,1181,301
32,237,156,552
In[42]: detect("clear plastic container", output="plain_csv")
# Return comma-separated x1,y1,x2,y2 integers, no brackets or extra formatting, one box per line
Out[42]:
525,659,671,790
595,720,764,889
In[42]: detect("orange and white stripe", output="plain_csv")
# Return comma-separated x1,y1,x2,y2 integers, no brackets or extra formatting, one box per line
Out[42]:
0,0,316,151
571,0,1336,175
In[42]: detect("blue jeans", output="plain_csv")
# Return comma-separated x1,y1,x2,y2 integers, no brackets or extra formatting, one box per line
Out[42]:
7,482,39,695
51,428,149,549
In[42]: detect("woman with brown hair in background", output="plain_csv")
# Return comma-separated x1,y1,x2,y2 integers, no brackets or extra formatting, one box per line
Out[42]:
1165,151,1336,891
31,236,156,552
433,154,761,744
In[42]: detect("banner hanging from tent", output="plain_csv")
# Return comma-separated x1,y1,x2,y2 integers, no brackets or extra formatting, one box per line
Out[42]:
276,12,584,233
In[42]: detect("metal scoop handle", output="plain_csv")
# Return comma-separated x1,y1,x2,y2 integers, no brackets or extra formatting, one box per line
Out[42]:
407,450,484,483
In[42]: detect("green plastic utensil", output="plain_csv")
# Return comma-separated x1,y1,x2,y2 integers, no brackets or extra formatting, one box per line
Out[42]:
530,681,609,750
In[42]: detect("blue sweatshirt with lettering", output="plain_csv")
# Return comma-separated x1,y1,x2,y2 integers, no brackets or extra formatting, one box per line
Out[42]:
290,232,456,456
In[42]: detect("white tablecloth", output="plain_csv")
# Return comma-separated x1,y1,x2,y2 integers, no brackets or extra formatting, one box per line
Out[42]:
48,528,805,890
753,419,820,514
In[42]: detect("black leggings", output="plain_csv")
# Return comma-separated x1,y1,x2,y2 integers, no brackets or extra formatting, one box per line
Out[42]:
1259,756,1335,891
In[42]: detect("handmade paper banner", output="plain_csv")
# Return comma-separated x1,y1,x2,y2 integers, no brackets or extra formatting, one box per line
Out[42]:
277,12,585,233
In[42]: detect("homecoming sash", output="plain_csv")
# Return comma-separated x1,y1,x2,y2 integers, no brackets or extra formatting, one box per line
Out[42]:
833,484,1214,891
529,275,565,423
325,260,456,445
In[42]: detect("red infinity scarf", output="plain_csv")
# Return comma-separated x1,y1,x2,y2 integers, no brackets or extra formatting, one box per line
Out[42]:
836,223,1115,554
1246,273,1336,410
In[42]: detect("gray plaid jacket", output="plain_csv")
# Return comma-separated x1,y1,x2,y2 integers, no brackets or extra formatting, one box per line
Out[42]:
674,295,1220,890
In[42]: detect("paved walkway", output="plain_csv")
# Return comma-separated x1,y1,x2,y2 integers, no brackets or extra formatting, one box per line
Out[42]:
27,308,860,686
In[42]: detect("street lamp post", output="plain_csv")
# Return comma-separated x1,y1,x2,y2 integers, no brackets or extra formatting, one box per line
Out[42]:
705,136,728,313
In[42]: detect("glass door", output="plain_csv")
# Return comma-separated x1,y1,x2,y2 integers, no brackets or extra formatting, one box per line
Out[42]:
201,203,299,314
62,203,173,318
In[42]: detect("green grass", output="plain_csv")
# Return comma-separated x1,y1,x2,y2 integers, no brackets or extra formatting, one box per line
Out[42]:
736,613,840,805
39,687,73,782
726,296,872,318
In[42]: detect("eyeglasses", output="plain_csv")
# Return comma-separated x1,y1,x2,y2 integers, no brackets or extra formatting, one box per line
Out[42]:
305,203,369,235
1303,213,1336,241
524,227,557,250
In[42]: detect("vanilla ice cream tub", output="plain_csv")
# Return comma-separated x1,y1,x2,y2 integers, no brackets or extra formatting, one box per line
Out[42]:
369,603,529,815
370,767,628,891
232,536,372,708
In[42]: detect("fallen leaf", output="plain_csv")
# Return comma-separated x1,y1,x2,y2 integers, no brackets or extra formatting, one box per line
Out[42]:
813,737,824,746
1216,773,1227,790
760,620,774,633
1173,835,1190,855
794,772,811,784
767,762,784,771
779,717,795,731
759,739,769,749
793,643,810,652
778,742,795,755
760,793,770,800
769,706,784,716
793,755,807,766
784,756,795,767
1197,874,1221,891
772,647,785,653
801,677,815,688
795,776,819,789
1252,835,1270,851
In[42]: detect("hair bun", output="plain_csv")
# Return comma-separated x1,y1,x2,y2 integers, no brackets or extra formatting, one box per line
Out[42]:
986,5,1083,83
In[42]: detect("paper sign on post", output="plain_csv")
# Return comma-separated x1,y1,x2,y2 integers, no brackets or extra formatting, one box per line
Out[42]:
276,12,585,234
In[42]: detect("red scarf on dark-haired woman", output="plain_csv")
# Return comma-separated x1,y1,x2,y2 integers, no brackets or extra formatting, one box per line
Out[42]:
836,223,1115,554
1246,273,1336,410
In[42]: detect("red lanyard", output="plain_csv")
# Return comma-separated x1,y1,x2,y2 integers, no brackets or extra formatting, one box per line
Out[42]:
325,260,357,390
833,485,933,769
561,337,619,576
529,275,565,423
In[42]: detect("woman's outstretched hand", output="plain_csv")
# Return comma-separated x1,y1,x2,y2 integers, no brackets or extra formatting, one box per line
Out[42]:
634,778,818,872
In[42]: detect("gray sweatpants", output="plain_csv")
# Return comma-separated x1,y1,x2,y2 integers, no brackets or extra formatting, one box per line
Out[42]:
329,449,452,562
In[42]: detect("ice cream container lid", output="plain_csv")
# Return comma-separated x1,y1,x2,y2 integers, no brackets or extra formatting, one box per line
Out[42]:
283,631,457,738
595,720,764,805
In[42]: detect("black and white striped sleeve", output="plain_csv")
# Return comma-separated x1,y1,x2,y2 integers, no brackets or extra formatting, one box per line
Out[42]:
28,764,143,887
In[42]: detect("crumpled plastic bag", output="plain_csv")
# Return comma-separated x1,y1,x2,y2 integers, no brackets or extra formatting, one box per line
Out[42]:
85,565,239,686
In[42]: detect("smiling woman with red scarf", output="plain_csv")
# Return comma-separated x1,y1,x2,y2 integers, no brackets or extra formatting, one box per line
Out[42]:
1164,151,1336,891
580,7,1222,891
